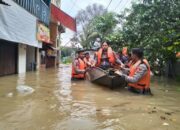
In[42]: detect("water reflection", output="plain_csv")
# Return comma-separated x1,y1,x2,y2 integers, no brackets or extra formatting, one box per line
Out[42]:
0,65,180,130
54,65,97,130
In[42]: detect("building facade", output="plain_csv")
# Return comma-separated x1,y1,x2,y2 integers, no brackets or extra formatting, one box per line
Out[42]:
40,0,65,68
0,0,51,76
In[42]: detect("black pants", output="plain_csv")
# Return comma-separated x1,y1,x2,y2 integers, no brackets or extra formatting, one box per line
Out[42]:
128,86,153,95
71,77,85,81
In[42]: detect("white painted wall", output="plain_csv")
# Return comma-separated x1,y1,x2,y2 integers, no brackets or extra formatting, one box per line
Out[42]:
18,44,26,74
0,0,42,48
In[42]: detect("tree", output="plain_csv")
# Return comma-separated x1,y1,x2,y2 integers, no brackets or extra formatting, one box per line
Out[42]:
76,4,107,29
117,0,180,76
75,4,107,48
91,12,118,40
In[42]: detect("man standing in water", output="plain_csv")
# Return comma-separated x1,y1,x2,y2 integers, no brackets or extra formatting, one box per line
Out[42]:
71,50,86,80
116,48,151,94
83,52,95,68
95,41,123,70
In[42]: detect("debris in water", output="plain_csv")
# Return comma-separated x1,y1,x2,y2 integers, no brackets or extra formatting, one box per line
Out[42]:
16,85,35,95
162,122,169,126
160,116,166,120
6,92,13,97
165,112,172,115
148,110,157,114
106,98,112,101
50,104,57,109
96,109,101,111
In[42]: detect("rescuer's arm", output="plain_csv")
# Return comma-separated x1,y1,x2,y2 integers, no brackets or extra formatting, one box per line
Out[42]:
123,64,148,83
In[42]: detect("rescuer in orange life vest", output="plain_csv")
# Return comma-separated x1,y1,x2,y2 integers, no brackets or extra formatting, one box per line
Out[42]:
71,50,86,80
94,41,123,70
116,48,152,94
83,52,95,68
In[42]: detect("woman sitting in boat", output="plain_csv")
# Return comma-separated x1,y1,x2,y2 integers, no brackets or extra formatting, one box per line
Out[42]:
94,41,123,70
83,52,95,68
116,48,151,94
71,50,86,80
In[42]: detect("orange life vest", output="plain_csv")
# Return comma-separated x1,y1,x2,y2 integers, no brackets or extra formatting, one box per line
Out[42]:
72,58,86,79
97,47,115,66
84,57,94,68
127,60,133,68
128,59,151,90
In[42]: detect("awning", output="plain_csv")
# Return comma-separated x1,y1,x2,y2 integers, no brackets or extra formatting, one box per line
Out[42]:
51,4,77,32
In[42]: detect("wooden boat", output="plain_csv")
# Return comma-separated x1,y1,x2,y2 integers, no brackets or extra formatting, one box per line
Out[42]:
86,67,126,89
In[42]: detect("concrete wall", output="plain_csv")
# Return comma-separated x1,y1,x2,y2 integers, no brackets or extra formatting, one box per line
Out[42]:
36,48,40,70
26,46,36,71
18,44,26,74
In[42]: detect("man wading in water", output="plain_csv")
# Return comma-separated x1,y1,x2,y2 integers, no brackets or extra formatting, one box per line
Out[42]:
116,48,152,95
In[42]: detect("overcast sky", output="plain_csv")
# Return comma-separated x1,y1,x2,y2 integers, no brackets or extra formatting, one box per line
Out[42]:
60,0,134,46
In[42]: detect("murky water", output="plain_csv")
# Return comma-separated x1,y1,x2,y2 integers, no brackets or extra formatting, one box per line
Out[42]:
0,65,180,130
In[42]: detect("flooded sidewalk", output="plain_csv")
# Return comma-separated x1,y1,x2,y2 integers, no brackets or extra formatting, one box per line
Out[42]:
0,65,180,130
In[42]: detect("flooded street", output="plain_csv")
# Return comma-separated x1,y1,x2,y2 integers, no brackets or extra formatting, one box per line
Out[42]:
0,65,180,130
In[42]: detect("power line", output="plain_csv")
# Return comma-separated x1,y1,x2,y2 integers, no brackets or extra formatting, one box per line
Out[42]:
121,0,131,11
70,0,82,10
116,0,131,12
114,0,123,11
106,0,113,10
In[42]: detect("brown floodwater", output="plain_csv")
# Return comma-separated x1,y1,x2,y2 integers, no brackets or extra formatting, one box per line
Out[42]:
0,64,180,130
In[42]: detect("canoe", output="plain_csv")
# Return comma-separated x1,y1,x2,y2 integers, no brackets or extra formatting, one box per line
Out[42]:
86,67,126,89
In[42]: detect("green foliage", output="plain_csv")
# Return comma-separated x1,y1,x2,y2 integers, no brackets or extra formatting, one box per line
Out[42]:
90,12,118,40
75,4,107,49
62,56,72,64
121,0,180,73
61,47,75,58
75,0,180,76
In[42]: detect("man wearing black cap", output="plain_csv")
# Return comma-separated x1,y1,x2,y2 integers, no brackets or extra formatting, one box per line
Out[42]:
71,50,86,80
116,48,151,94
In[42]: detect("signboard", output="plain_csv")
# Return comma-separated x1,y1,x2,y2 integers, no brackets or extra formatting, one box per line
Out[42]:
37,22,50,43
51,4,77,32
47,49,57,57
0,0,42,48
13,0,50,25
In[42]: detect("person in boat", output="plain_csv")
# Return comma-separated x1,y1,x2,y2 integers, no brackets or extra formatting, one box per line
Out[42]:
117,51,128,64
83,52,95,68
94,41,123,70
71,50,86,80
116,48,151,94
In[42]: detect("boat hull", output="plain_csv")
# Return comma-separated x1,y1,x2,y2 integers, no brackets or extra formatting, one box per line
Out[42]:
86,67,126,89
